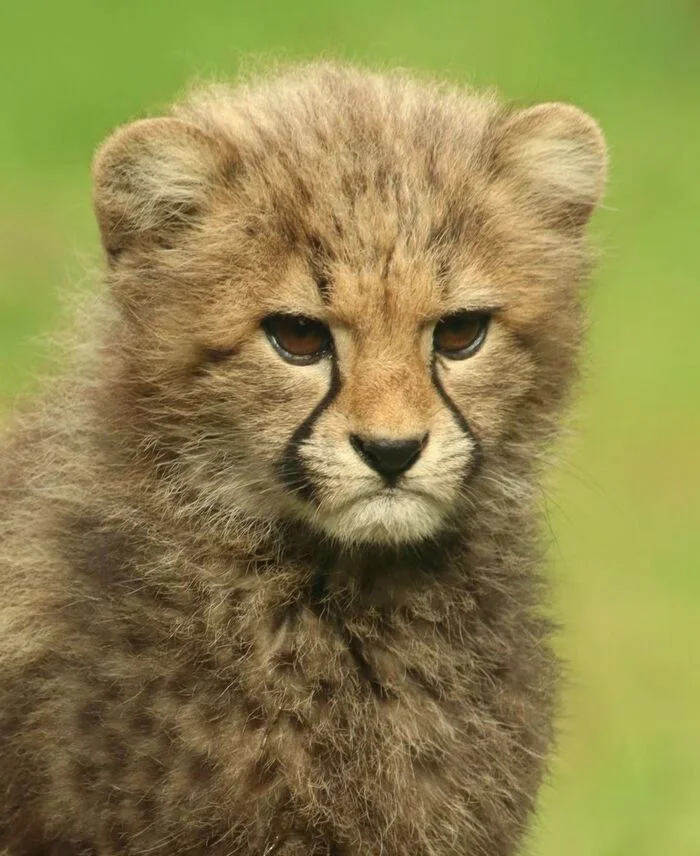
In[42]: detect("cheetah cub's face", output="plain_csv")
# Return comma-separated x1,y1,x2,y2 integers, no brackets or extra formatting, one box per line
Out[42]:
254,258,490,546
93,70,606,545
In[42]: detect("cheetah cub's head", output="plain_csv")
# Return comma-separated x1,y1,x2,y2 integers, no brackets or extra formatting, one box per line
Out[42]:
93,66,606,546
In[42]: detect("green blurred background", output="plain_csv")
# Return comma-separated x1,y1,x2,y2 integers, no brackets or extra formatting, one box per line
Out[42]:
1,1,699,853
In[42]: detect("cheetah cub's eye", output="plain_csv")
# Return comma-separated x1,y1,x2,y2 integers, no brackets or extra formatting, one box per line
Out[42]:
433,311,490,360
263,314,333,365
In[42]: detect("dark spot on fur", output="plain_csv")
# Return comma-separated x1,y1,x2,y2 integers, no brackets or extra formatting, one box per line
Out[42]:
273,648,299,674
315,273,331,299
381,241,396,280
409,743,445,779
248,754,280,796
316,679,334,700
427,212,465,281
222,157,241,186
187,752,218,785
166,201,202,226
310,678,336,710
140,755,166,786
107,787,126,807
106,733,129,772
341,170,368,200
308,234,334,302
102,681,123,704
331,215,344,239
282,710,306,733
166,667,196,700
137,792,157,821
243,700,268,730
122,620,158,653
198,345,239,366
109,825,130,852
129,707,156,735
406,666,444,702
309,568,329,611
77,701,105,731
345,634,393,701
105,245,123,266
270,602,297,636
197,696,226,725
73,757,100,790
66,516,134,589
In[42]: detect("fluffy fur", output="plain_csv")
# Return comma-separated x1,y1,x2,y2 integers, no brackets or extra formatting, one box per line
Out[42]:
0,63,606,855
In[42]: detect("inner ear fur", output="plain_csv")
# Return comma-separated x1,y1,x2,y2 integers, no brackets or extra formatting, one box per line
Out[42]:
492,102,607,232
92,117,227,261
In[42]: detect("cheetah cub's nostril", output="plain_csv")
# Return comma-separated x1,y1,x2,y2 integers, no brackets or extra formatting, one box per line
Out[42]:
349,434,428,480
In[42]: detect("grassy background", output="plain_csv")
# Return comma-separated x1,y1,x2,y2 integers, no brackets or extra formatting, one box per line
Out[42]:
1,1,699,852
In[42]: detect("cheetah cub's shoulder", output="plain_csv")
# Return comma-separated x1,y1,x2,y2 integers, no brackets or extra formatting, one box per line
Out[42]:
0,63,605,856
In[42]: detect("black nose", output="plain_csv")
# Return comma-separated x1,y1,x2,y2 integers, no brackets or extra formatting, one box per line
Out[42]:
350,434,427,480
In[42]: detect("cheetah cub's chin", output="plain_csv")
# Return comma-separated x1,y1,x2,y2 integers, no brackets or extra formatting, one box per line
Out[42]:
309,487,453,545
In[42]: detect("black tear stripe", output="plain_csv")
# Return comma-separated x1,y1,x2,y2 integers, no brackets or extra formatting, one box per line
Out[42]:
278,359,341,503
430,356,483,481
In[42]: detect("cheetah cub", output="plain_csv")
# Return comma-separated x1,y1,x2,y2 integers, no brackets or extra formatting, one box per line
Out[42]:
0,64,606,855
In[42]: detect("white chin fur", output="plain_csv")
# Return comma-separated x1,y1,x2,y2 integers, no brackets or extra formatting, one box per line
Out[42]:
314,491,446,546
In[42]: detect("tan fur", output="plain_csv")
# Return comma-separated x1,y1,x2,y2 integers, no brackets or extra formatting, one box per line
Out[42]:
0,63,606,855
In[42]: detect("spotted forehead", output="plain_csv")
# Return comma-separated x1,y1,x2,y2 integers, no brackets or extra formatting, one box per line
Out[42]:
226,109,506,326
274,219,504,335
311,242,446,331
240,99,490,236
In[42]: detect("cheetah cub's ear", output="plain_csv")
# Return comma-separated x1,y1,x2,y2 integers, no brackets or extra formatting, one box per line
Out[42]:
494,102,607,231
92,117,227,262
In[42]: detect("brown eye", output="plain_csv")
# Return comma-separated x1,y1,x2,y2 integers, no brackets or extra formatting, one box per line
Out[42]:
433,311,490,359
263,314,332,364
